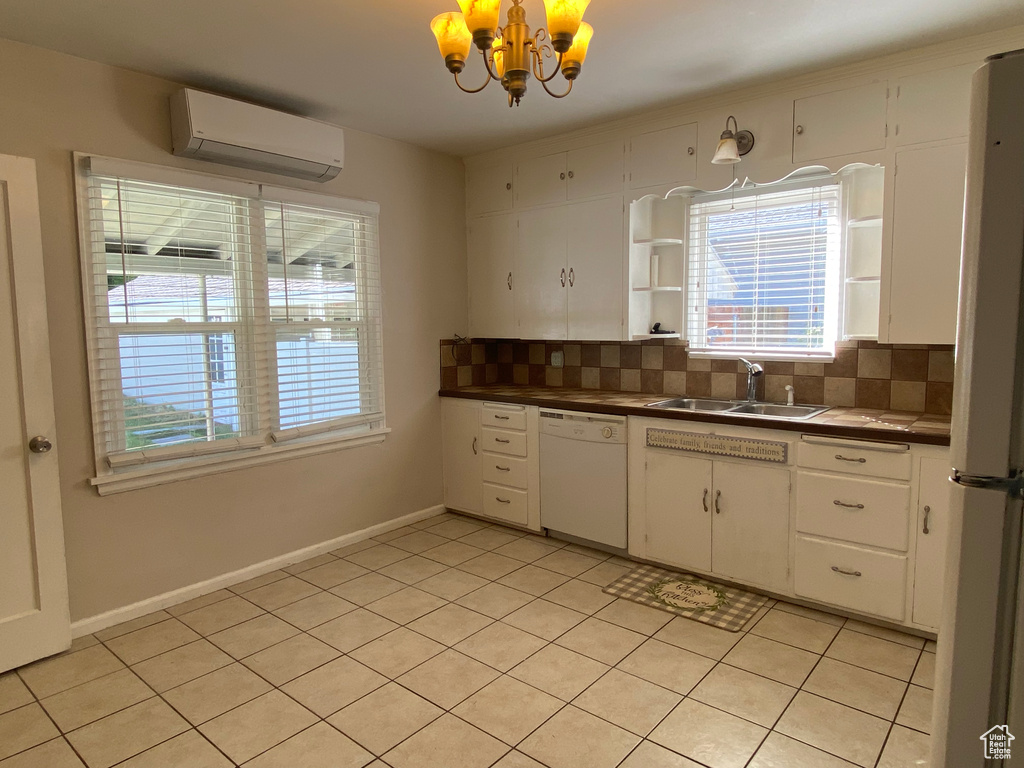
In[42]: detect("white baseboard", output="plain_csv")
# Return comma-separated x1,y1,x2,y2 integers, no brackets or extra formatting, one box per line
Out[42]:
71,504,447,638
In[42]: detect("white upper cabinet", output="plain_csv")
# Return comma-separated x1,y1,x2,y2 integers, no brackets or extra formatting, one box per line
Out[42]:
895,64,975,146
628,123,698,189
467,160,513,216
467,213,516,339
883,141,968,344
515,197,625,341
515,140,623,208
793,82,888,163
566,196,624,340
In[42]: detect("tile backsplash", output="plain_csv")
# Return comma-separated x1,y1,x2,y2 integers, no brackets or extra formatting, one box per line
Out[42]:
439,338,956,415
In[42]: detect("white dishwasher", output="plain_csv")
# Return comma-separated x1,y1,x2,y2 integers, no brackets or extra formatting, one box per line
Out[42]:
539,409,628,549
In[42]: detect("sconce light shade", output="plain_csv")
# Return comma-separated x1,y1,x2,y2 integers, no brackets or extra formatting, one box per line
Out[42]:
431,12,473,63
711,115,754,165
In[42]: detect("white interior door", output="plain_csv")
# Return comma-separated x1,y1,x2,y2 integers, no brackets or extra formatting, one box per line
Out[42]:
0,154,69,673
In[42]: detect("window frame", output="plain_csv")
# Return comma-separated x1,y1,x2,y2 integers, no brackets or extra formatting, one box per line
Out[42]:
74,154,388,495
681,170,857,362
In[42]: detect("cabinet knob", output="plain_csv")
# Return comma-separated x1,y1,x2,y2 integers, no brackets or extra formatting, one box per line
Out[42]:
560,268,566,287
560,172,566,180
687,147,695,156
567,170,575,179
506,182,512,190
568,267,575,287
29,435,52,453
795,124,804,135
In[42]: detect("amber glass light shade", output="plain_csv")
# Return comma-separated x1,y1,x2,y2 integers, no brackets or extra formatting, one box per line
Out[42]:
563,21,592,66
542,0,591,38
711,135,741,164
491,37,507,78
430,12,473,60
457,0,502,36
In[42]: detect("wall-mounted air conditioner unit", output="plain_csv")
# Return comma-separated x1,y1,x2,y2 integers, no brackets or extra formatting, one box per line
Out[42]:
170,89,344,182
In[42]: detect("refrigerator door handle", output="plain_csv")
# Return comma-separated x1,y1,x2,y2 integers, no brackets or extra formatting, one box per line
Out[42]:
951,469,1024,498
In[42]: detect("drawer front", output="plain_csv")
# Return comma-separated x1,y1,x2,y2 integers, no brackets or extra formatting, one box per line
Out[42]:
794,535,907,621
481,428,527,457
482,404,527,431
483,484,528,526
798,440,912,480
482,454,528,489
796,471,910,550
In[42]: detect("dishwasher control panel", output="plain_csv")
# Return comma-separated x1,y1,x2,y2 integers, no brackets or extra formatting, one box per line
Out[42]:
539,409,627,443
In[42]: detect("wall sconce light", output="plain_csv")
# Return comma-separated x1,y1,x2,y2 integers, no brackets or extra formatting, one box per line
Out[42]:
711,115,755,164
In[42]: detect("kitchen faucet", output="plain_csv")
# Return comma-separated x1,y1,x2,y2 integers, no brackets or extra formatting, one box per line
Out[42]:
739,358,764,402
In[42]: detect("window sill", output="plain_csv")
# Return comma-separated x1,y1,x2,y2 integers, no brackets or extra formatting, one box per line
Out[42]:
686,350,836,364
90,428,390,496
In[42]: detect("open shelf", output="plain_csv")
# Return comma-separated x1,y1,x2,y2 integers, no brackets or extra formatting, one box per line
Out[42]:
633,237,684,246
632,333,682,340
848,216,883,228
844,276,881,284
633,286,683,292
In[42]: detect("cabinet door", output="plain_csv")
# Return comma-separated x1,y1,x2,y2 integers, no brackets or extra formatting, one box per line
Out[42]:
913,456,952,628
567,140,624,200
793,82,888,163
629,123,698,189
712,461,791,593
516,152,567,208
885,142,967,344
895,64,974,147
515,206,568,339
441,399,482,514
468,214,516,338
567,196,624,340
644,450,713,572
467,161,513,215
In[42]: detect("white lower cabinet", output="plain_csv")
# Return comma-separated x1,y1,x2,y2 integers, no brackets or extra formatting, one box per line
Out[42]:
912,456,952,628
638,425,791,594
441,399,540,531
630,417,951,631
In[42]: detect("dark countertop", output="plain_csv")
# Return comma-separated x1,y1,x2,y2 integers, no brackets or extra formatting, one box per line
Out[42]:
439,385,952,446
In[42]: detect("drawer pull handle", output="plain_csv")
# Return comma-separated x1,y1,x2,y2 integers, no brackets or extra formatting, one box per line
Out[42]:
831,566,862,577
496,497,511,504
714,489,722,515
833,500,865,509
494,415,510,420
496,465,511,472
495,438,511,444
923,505,931,534
702,488,709,513
835,454,867,464
472,437,478,456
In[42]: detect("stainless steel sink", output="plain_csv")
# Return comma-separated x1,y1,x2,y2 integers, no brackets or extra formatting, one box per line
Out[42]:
646,397,830,420
647,397,738,412
727,403,830,419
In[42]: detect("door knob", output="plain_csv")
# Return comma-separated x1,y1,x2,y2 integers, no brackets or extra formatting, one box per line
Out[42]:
29,436,52,453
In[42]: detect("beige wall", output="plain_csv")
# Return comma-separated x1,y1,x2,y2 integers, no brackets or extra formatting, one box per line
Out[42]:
0,38,468,621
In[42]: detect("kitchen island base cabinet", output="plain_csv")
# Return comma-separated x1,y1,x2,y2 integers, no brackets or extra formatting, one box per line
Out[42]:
640,438,791,594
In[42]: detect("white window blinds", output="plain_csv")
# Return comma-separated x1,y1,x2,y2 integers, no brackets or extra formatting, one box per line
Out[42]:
687,182,841,358
80,162,384,469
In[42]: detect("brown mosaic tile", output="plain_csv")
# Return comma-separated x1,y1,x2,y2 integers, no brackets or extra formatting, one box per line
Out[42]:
563,367,582,388
619,345,641,369
890,381,927,412
581,344,601,368
856,379,891,410
764,375,795,403
513,364,529,385
712,372,737,399
471,344,486,365
600,368,621,390
620,369,642,392
764,361,795,375
581,367,600,389
858,348,892,379
687,371,712,397
441,367,458,390
663,371,686,395
513,344,530,365
711,359,738,373
498,343,513,364
892,349,929,382
545,368,563,387
641,369,664,394
600,345,620,368
529,344,545,365
824,377,856,407
641,346,664,370
472,366,486,386
928,350,955,383
926,382,954,416
664,345,688,371
564,344,581,367
457,366,473,387
454,344,472,365
545,343,563,364
528,365,546,387
794,375,824,405
825,347,859,378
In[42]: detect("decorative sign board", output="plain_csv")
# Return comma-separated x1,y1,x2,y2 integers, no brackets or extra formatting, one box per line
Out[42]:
646,428,789,464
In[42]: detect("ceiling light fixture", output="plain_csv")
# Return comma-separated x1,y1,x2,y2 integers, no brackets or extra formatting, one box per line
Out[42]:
711,115,755,164
430,0,593,107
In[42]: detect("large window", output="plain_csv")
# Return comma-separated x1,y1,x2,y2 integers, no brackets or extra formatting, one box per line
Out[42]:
687,180,842,359
78,157,384,488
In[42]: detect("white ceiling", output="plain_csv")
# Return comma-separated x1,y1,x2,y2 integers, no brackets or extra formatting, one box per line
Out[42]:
3,0,1024,157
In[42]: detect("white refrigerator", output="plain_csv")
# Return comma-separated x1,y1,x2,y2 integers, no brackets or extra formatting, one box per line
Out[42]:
933,48,1024,767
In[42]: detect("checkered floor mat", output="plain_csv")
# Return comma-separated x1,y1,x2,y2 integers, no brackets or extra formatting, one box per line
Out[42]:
603,563,769,632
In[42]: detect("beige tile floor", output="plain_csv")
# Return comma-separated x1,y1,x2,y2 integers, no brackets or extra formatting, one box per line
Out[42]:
0,512,936,768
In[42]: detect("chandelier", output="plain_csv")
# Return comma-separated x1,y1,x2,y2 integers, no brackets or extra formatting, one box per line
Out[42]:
430,0,593,107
